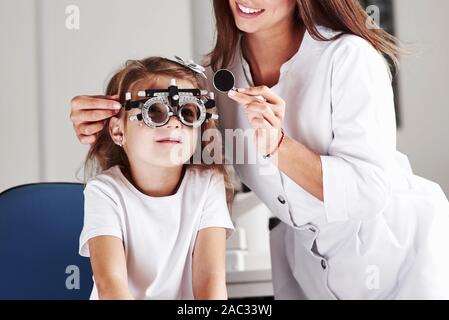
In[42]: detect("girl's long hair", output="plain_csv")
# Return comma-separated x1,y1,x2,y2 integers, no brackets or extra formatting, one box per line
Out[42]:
84,57,235,205
208,0,402,73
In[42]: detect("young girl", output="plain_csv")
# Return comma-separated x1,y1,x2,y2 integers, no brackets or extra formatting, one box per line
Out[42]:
79,57,234,300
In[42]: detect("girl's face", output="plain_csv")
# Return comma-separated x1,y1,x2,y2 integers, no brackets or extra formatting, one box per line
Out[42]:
229,0,298,34
110,76,199,168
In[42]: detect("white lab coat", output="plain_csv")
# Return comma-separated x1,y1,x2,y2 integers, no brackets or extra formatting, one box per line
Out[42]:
206,25,449,299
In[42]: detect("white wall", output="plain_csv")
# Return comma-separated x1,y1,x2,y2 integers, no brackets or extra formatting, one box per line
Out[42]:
395,0,449,195
191,0,215,62
0,0,40,191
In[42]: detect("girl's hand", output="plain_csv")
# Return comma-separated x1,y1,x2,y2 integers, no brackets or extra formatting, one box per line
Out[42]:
228,86,285,157
70,95,122,144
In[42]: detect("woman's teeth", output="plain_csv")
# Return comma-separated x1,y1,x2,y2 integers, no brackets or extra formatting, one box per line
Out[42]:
237,3,263,14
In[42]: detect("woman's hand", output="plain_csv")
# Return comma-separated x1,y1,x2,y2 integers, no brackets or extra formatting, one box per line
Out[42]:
228,86,285,157
228,85,324,200
70,95,122,144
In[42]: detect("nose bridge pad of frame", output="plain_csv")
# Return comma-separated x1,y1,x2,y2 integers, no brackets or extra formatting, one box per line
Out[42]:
167,79,180,125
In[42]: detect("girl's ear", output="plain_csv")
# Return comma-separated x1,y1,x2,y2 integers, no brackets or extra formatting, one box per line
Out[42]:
109,116,125,147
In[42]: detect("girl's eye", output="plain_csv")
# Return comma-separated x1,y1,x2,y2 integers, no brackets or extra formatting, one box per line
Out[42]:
147,103,168,122
149,103,166,112
181,104,199,120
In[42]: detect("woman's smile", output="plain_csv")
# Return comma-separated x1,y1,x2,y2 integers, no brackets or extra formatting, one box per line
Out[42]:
236,1,265,18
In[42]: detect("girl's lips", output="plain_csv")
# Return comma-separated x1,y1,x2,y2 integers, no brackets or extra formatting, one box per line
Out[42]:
236,2,265,19
155,138,182,144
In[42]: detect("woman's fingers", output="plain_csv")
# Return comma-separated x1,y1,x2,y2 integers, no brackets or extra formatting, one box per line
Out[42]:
71,95,121,111
74,119,107,145
245,102,281,128
237,86,284,105
71,108,120,123
228,91,280,125
70,95,121,122
228,86,285,156
78,134,98,145
228,87,285,119
227,90,259,106
250,116,272,131
76,120,107,137
70,94,122,144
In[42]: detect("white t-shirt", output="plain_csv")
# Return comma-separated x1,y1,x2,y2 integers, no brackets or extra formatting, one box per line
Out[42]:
79,165,234,300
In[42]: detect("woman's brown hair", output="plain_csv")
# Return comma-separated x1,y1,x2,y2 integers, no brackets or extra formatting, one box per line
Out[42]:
84,57,235,205
208,0,402,73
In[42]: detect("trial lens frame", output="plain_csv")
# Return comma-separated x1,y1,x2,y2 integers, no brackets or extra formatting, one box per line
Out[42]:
123,79,217,128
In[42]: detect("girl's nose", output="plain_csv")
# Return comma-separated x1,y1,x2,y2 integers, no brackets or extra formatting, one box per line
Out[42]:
165,115,182,129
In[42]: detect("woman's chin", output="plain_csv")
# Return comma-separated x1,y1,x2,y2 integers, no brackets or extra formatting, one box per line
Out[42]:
235,22,262,34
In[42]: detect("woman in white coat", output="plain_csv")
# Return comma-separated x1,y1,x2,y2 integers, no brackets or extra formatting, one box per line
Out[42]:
71,0,449,299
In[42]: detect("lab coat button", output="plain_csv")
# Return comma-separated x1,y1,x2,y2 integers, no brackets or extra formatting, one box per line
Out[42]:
321,259,327,270
277,195,286,204
309,227,316,233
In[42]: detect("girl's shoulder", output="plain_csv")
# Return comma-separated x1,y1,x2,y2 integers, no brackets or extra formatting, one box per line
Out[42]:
84,165,124,200
86,165,122,185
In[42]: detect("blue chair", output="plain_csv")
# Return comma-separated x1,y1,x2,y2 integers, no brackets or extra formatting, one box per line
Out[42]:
0,183,93,300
